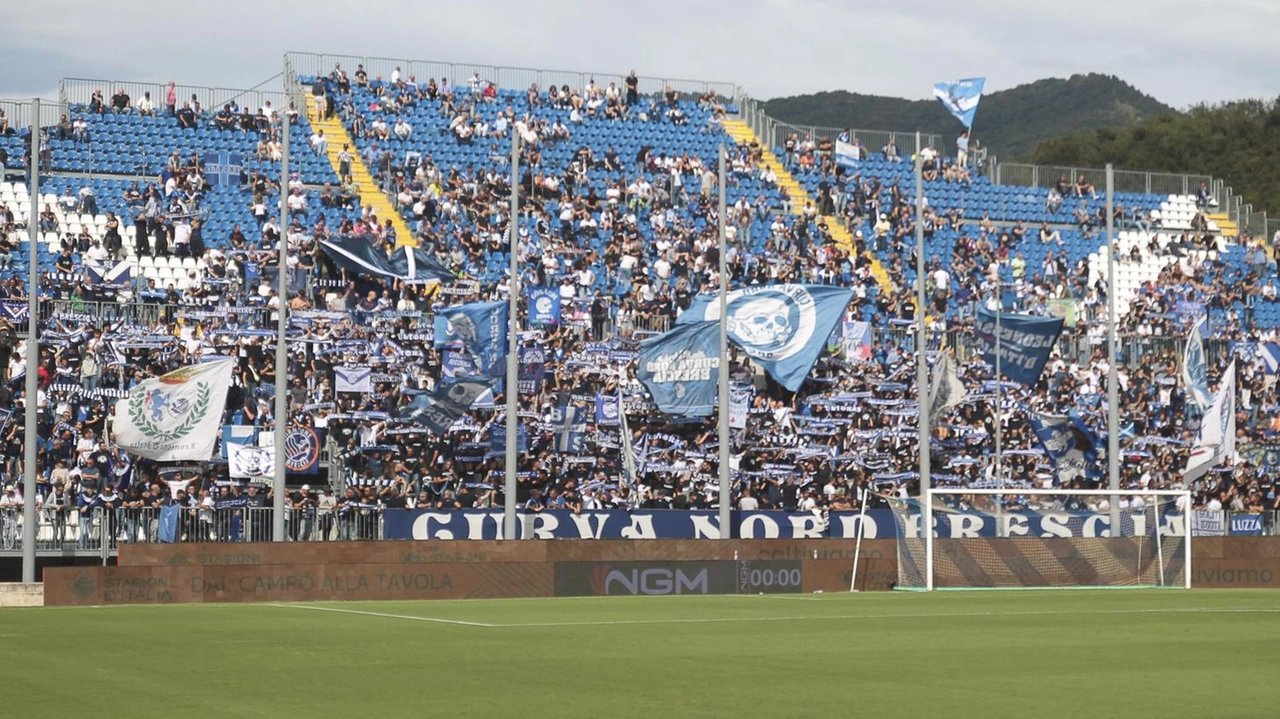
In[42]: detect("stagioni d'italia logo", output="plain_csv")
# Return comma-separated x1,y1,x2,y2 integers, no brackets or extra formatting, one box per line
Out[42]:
126,366,213,443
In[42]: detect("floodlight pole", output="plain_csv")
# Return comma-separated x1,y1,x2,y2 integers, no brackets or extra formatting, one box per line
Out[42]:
916,132,933,587
916,131,936,539
271,98,290,542
22,99,40,583
503,130,520,540
1106,165,1120,531
717,145,731,538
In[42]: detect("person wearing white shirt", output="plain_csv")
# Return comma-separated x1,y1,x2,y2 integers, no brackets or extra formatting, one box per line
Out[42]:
309,129,327,155
393,117,413,140
85,240,109,264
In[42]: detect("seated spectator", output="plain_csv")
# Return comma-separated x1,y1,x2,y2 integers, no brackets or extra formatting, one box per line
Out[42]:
137,91,155,117
176,102,197,129
111,88,131,113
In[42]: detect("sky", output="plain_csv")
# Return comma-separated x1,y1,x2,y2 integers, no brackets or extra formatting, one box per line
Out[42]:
3,0,1279,108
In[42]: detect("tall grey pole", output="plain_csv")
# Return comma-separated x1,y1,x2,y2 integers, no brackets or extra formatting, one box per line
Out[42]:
915,132,930,501
717,146,731,538
1106,166,1120,527
22,99,40,582
272,103,290,542
994,299,1002,487
503,131,520,540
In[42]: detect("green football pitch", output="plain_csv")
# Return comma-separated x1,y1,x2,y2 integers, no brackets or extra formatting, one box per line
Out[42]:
2,590,1275,718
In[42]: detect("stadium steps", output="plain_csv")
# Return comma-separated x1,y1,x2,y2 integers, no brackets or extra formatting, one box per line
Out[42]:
1206,212,1238,239
305,95,414,247
721,118,894,293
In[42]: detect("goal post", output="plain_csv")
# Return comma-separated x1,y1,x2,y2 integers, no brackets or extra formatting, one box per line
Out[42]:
884,488,1192,591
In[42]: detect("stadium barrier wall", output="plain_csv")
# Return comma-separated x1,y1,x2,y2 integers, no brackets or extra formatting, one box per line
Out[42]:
41,538,1280,606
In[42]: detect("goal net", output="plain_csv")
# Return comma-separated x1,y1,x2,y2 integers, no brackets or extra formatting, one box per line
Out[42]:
883,489,1191,591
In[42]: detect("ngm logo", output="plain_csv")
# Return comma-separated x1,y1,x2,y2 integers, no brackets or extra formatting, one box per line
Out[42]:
588,564,709,596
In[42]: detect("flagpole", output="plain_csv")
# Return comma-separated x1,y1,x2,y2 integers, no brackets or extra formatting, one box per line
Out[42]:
915,130,931,525
271,93,290,543
717,145,731,539
22,98,40,583
994,292,1002,488
503,130,520,541
1106,165,1120,527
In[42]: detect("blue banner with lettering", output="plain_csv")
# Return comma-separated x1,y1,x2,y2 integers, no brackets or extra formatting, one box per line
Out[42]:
399,376,498,435
636,320,720,416
433,301,509,375
678,284,853,392
518,347,546,395
527,287,561,326
1229,513,1265,536
973,308,1064,386
382,508,1188,541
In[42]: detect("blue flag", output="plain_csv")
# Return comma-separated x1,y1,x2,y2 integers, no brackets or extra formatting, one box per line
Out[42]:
595,394,620,425
434,301,509,375
678,285,852,392
319,235,454,282
973,308,1063,387
442,350,478,378
489,422,528,456
400,376,498,435
637,320,720,416
518,347,546,394
932,78,985,128
1029,410,1101,484
552,404,587,453
202,151,244,187
157,504,181,543
528,287,561,326
1261,342,1280,374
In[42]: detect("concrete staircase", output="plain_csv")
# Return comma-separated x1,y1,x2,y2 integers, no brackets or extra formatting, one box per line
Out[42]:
305,95,414,247
1206,212,1239,239
721,118,893,293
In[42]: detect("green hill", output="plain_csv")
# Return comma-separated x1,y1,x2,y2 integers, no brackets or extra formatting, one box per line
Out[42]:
1032,99,1280,224
762,73,1174,159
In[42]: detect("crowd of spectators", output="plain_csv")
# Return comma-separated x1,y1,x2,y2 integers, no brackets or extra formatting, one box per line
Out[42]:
0,67,1277,550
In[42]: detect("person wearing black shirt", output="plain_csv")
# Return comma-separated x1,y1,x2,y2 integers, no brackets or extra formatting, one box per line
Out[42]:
625,70,639,106
176,102,196,130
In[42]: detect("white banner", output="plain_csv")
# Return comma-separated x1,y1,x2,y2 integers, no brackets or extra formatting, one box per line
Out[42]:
228,443,273,478
113,358,235,461
335,366,373,393
728,385,751,430
1190,509,1226,537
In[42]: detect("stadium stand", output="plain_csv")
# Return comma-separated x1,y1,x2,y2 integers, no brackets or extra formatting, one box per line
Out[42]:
0,56,1276,552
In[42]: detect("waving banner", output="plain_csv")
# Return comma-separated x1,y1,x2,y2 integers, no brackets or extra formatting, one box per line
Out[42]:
528,287,561,326
1029,410,1101,483
1182,316,1212,411
973,308,1063,387
636,320,720,416
933,77,985,128
679,284,852,391
113,358,235,461
434,301,509,375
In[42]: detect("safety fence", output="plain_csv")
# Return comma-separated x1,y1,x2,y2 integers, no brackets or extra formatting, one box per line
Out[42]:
0,506,384,559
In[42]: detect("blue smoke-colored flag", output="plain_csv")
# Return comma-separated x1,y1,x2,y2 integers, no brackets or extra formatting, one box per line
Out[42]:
932,78,985,128
441,350,478,378
433,301,509,375
157,504,181,543
1182,316,1212,411
1029,410,1102,484
636,320,720,416
973,307,1063,387
400,376,498,435
527,287,561,326
678,284,852,392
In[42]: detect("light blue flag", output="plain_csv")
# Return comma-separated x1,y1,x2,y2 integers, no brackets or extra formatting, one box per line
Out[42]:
1261,342,1280,374
1182,316,1211,411
552,404,588,453
678,285,852,392
157,504,181,543
636,320,720,416
932,78,985,128
434,301,510,375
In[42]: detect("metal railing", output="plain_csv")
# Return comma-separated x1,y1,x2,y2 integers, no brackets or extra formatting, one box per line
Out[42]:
285,51,739,105
737,95,945,159
58,78,287,116
0,98,67,134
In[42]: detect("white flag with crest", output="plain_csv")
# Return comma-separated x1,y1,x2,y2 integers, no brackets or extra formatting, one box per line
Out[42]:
113,358,235,461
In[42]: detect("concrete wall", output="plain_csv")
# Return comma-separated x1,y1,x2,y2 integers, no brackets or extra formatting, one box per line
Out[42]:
0,582,45,607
